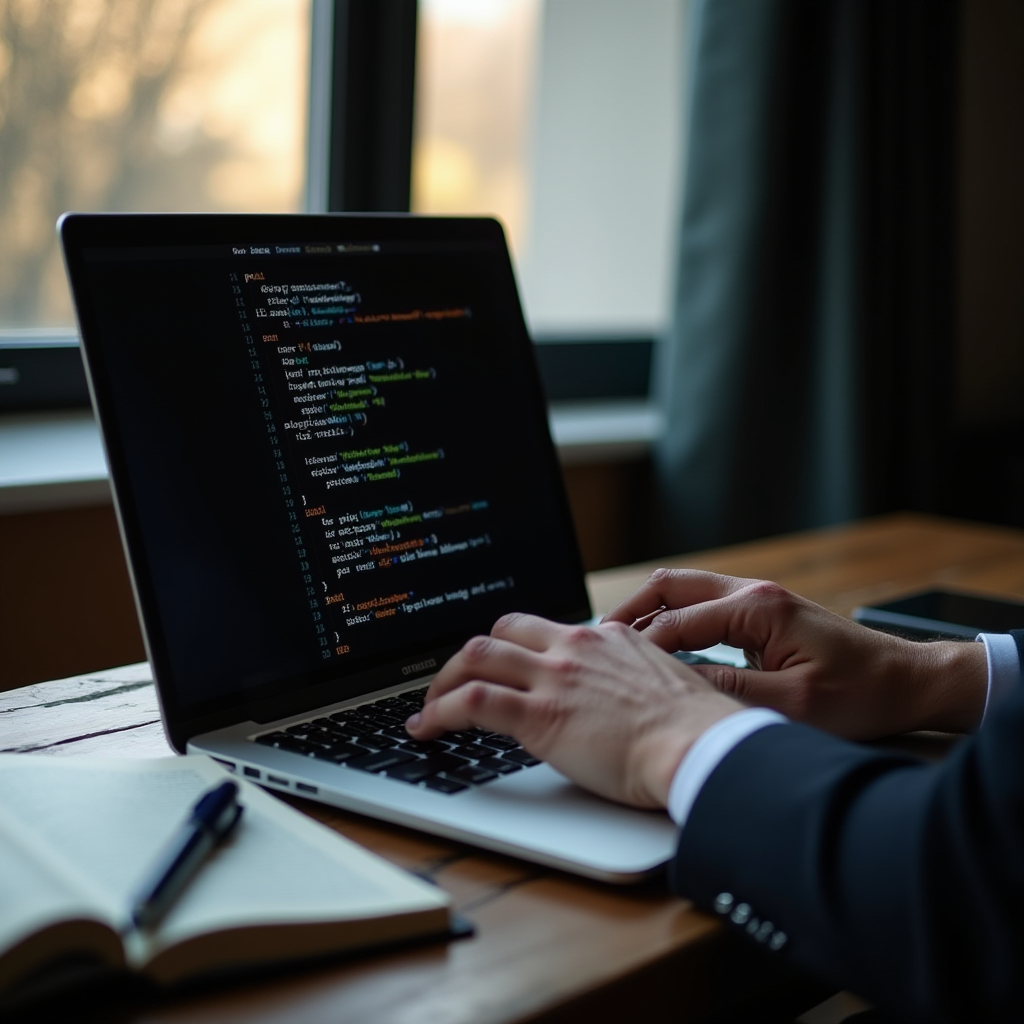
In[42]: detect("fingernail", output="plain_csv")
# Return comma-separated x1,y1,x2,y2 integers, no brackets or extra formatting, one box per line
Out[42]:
405,713,421,730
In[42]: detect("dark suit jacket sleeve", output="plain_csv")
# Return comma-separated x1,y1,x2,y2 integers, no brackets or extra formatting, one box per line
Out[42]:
670,629,1024,1023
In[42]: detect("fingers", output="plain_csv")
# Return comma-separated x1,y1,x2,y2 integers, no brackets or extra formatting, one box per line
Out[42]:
640,594,762,653
690,662,807,718
419,615,587,736
489,611,565,651
602,569,748,627
407,680,531,740
425,634,548,702
622,578,800,658
425,613,593,705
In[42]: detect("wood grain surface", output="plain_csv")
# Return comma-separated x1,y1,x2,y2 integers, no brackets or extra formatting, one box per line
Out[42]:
6,513,1024,1023
587,512,1024,617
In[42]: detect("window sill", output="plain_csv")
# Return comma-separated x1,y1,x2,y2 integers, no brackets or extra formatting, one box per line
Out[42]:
547,400,664,465
0,402,664,515
0,411,111,515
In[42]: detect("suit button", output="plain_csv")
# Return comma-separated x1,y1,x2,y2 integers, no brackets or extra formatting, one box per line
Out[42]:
745,917,761,935
753,921,774,943
768,931,788,951
713,892,734,914
730,903,752,925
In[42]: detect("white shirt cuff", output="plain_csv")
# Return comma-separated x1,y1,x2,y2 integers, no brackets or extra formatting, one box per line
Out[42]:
978,632,1021,725
667,707,787,827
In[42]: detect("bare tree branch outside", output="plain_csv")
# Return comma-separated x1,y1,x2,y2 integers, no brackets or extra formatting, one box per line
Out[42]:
0,0,309,328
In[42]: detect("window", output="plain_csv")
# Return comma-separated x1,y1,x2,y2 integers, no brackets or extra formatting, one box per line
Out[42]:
0,0,312,409
0,0,688,409
0,0,311,331
412,0,538,264
412,0,690,400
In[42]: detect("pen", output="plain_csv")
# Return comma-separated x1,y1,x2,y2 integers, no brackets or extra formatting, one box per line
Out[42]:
130,780,243,929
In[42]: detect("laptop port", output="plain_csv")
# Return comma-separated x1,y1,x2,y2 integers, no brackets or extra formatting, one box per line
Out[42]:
243,766,261,779
295,782,318,795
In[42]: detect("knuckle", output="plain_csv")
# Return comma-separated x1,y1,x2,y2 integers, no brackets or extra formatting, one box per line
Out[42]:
565,624,597,645
712,667,761,707
463,681,489,711
745,580,792,607
602,619,632,638
493,611,523,633
549,655,580,682
714,666,745,698
462,635,493,663
531,692,562,727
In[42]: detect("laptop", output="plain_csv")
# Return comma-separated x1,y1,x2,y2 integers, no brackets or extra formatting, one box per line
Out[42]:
60,213,679,882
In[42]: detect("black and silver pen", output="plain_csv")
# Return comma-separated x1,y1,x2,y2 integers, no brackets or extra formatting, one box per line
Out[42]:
130,780,243,929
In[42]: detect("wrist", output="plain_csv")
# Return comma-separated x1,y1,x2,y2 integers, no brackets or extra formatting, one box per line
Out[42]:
640,729,693,809
637,691,741,807
906,639,988,733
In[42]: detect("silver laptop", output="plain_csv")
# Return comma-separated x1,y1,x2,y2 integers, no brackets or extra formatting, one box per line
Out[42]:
60,213,678,882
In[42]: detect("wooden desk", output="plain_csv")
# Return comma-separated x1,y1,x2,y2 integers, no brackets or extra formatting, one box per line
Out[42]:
7,513,1024,1023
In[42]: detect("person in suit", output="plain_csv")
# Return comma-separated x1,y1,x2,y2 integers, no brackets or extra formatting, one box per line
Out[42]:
406,569,1024,1022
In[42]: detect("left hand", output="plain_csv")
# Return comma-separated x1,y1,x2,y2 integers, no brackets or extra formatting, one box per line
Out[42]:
601,569,988,738
405,613,742,808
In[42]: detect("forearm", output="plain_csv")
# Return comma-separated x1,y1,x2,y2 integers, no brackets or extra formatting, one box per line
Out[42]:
662,631,1024,1020
671,717,1024,1022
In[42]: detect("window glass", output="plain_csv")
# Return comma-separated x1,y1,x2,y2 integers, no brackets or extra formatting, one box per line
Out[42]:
412,0,688,339
412,0,539,263
0,0,310,329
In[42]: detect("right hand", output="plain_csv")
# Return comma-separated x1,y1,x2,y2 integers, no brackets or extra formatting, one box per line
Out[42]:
406,612,742,809
602,569,988,739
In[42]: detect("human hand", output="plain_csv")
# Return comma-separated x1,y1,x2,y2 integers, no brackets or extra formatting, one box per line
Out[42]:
603,570,988,739
405,613,743,808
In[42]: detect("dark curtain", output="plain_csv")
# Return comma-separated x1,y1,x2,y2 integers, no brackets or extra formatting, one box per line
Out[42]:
654,0,959,552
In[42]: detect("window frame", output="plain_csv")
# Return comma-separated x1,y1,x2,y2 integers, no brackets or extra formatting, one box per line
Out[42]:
0,0,652,413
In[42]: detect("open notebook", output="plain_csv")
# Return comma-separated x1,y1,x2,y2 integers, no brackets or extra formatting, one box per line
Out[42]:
0,754,451,995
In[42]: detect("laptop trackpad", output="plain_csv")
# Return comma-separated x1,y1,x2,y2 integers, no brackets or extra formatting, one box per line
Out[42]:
417,764,679,878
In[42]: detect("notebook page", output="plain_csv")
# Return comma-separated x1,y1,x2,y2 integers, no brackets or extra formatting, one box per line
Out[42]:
0,808,123,986
0,755,448,966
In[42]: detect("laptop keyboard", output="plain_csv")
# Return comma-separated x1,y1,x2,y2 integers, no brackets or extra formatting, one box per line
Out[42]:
251,686,541,795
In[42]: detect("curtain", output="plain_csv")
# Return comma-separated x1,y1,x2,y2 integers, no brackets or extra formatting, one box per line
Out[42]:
654,0,958,553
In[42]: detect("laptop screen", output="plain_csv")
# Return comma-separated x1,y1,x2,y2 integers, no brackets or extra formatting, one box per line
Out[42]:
62,215,589,739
